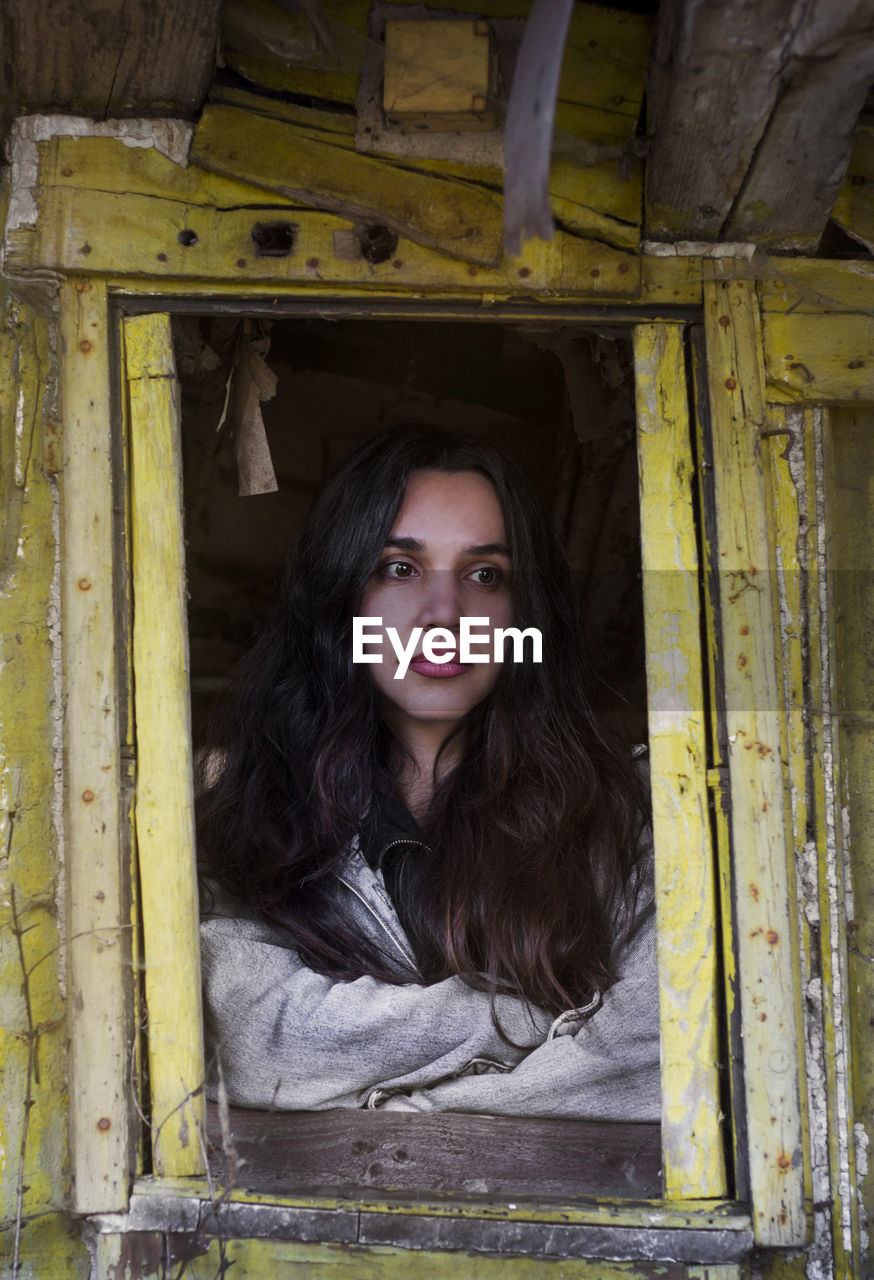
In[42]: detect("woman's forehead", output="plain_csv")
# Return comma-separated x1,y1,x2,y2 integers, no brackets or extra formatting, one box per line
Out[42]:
391,469,507,545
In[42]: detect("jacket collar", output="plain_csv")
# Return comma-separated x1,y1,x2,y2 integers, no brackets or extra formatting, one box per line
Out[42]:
359,791,428,871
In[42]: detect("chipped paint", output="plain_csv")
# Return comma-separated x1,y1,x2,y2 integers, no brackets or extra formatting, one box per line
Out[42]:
5,114,194,234
642,240,758,259
812,406,856,1260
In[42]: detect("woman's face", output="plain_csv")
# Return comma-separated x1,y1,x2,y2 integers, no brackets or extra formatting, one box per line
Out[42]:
359,468,514,744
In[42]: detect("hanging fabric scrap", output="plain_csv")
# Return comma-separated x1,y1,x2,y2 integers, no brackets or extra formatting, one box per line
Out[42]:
217,319,279,496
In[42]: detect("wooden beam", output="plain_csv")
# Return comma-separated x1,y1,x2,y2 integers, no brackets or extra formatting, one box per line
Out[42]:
633,323,726,1200
704,273,806,1247
646,0,874,249
0,0,221,143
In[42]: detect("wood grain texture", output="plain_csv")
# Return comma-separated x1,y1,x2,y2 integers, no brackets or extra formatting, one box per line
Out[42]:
126,313,205,1177
20,157,640,298
206,1105,661,1199
762,312,874,403
59,279,131,1212
190,103,505,267
0,289,90,1273
0,0,221,142
830,406,874,1269
646,0,874,246
633,323,726,1199
704,274,806,1247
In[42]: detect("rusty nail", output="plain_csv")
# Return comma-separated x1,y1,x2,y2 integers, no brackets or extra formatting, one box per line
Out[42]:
777,1152,790,1170
766,929,779,945
719,314,731,327
95,890,105,901
77,577,92,591
618,262,629,274
236,257,247,268
739,624,749,634
468,266,478,277
82,790,95,804
156,252,168,262
61,167,74,177
590,268,600,278
392,259,404,269
79,340,92,355
518,267,531,279
79,244,92,256
307,257,320,268
97,1117,111,1132
74,281,92,294
724,376,736,390
738,653,747,667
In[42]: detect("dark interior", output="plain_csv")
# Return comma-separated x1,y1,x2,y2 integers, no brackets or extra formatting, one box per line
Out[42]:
174,315,647,749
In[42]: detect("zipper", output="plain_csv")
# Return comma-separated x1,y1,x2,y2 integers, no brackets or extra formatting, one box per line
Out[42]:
376,836,429,863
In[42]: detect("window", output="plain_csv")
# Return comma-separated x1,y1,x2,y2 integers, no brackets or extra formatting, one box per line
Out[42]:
111,298,744,1241
53,263,816,1268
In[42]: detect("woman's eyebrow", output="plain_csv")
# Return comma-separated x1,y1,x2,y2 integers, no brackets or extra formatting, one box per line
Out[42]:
384,537,510,557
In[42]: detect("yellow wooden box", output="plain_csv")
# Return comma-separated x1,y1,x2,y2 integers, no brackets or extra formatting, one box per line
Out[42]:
383,19,498,133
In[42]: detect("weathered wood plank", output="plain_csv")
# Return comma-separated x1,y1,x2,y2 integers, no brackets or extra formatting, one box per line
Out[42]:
206,1105,661,1199
762,312,874,403
98,1235,700,1280
633,323,726,1200
206,89,642,251
59,278,130,1211
190,103,505,267
222,0,368,106
19,181,640,298
0,0,221,143
126,313,205,1177
760,258,874,315
45,134,298,211
0,290,87,1272
726,19,874,249
389,0,650,122
830,406,874,1267
647,0,874,246
704,273,806,1247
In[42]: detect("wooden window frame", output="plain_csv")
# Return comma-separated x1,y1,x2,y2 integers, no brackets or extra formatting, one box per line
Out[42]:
23,128,864,1263
54,282,788,1261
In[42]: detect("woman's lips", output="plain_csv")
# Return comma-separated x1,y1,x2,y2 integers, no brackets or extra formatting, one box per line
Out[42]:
408,655,467,678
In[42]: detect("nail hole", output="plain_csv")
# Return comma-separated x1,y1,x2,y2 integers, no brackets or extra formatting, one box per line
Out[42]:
358,224,398,265
177,229,199,247
251,220,297,259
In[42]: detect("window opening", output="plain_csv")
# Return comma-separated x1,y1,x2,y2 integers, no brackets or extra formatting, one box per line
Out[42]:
171,314,659,1199
177,317,647,748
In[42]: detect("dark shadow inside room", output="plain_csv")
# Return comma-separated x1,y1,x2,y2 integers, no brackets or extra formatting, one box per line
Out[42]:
174,315,647,752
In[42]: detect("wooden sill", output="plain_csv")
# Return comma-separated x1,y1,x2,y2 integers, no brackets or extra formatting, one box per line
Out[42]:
204,1104,662,1200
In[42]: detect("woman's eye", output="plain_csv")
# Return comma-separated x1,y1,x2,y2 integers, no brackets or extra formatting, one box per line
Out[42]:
379,560,417,580
467,566,502,588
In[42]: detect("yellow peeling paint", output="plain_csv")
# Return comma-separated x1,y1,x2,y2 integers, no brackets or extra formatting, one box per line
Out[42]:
704,274,806,1248
0,280,89,1276
59,279,132,1213
126,313,206,1177
14,172,640,299
93,1235,710,1280
763,312,874,404
633,323,725,1199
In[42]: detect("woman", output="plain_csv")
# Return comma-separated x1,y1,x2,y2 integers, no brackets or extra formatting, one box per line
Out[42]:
197,425,659,1119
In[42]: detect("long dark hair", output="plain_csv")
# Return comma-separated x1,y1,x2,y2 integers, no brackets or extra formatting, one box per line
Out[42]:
196,425,648,1016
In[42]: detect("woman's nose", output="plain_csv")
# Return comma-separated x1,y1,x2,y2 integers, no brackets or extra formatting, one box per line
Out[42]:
417,569,463,630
